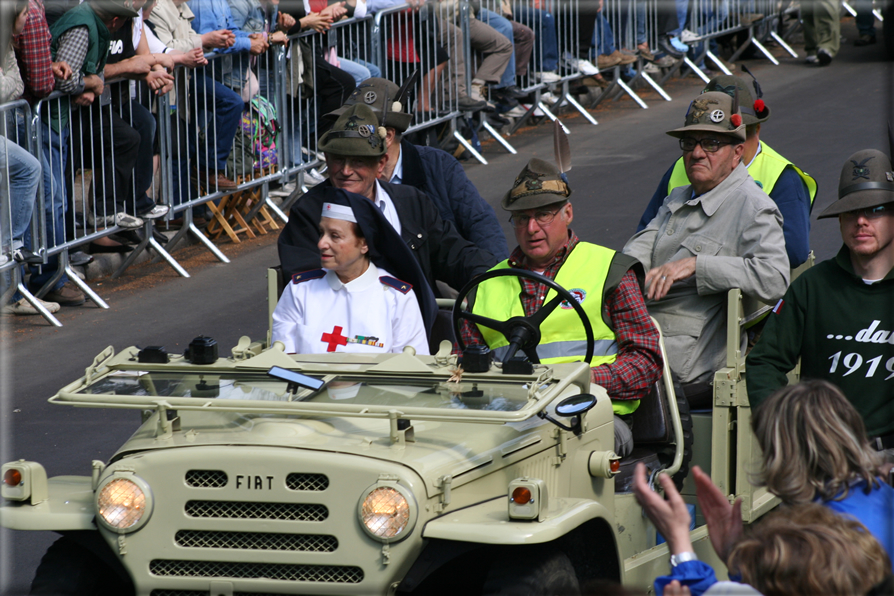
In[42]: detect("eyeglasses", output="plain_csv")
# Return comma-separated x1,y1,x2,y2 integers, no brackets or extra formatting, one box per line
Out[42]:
679,137,734,153
509,207,563,228
840,204,892,221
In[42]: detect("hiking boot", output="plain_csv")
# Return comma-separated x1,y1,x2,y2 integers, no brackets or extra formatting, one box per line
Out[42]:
610,50,637,66
193,168,238,190
596,53,622,69
2,297,60,315
42,281,86,306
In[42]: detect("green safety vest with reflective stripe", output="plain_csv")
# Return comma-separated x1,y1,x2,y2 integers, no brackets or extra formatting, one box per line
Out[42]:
668,142,817,203
472,243,640,415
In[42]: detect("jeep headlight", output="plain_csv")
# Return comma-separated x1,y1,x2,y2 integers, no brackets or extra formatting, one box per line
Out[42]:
96,475,153,533
358,483,417,543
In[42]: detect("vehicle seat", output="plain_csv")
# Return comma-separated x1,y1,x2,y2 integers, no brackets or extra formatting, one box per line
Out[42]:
614,379,673,493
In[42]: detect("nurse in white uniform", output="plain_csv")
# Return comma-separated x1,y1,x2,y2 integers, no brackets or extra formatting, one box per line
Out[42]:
272,202,430,355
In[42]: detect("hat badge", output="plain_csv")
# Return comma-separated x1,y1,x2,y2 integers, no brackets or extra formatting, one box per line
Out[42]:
851,157,873,180
357,125,372,138
364,91,377,104
709,109,725,123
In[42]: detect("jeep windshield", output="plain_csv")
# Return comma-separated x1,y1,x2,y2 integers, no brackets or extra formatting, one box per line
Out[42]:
78,371,538,412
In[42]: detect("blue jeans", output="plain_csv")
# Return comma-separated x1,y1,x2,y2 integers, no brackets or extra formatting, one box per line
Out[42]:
670,0,689,36
593,12,617,57
478,9,516,88
190,72,244,171
337,58,373,86
26,124,69,294
621,0,647,47
0,135,40,252
515,7,558,72
853,0,877,35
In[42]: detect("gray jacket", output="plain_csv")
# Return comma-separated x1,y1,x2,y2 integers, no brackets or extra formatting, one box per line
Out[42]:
623,163,789,384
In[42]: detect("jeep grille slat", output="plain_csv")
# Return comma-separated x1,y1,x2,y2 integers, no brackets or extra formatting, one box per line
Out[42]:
175,530,338,552
185,500,328,521
185,470,228,488
149,560,364,583
151,591,297,596
285,473,329,491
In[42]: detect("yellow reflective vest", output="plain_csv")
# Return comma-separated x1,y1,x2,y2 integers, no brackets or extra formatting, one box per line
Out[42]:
668,142,817,203
471,243,640,415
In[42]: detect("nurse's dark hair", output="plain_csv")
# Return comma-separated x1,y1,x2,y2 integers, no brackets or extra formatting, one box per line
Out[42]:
750,380,882,504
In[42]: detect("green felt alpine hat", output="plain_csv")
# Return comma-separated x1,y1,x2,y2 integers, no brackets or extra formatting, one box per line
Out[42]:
90,0,140,18
501,158,571,211
324,78,413,134
703,74,770,125
666,91,747,142
318,104,387,157
818,149,894,218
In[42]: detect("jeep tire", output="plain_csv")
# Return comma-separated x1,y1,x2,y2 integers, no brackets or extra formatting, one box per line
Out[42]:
30,534,134,596
481,547,581,595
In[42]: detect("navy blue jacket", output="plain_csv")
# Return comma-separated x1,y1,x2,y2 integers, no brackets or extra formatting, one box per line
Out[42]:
400,139,509,261
638,161,812,268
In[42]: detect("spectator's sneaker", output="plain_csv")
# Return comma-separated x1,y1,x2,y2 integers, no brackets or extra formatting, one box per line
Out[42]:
458,96,488,111
655,55,676,67
69,251,94,267
562,53,600,75
680,29,699,43
596,53,622,69
669,36,689,53
42,281,86,307
503,105,529,118
854,34,876,46
644,62,661,74
536,71,562,83
138,204,170,219
2,297,60,315
539,91,560,105
304,168,326,187
805,53,819,63
658,35,685,58
817,48,833,65
114,212,144,229
492,85,527,101
12,248,43,265
86,211,119,229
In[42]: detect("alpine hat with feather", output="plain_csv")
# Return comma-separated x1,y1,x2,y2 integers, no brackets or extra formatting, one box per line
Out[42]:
666,90,747,142
318,104,388,157
502,120,573,211
324,74,418,134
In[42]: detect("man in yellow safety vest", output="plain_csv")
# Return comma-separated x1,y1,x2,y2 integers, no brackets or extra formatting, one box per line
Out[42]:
458,158,663,457
637,75,817,268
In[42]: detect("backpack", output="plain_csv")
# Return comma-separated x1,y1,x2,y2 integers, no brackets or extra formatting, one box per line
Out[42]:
228,95,279,175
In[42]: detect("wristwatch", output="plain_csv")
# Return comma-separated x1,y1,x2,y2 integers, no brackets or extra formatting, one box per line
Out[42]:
670,552,699,568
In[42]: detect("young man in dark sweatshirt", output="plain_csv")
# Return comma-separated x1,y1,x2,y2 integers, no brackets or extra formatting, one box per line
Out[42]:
747,149,894,459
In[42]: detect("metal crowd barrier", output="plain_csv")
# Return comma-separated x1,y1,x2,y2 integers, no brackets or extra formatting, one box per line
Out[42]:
0,100,61,325
373,1,463,134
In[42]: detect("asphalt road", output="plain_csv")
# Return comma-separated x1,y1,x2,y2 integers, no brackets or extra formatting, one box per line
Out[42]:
1,17,892,595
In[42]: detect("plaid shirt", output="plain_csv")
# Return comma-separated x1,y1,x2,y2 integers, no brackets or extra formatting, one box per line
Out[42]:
460,231,663,401
14,0,55,102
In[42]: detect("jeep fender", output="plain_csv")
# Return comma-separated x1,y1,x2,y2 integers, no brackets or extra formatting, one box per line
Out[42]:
0,476,95,531
423,496,613,544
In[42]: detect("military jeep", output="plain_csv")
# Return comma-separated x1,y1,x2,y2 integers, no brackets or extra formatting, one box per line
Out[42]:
1,271,780,595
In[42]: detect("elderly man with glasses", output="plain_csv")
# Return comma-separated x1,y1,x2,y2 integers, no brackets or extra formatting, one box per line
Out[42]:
458,157,663,457
747,149,894,461
623,90,789,396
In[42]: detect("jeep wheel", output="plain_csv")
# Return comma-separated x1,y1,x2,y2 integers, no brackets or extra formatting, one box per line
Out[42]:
30,534,134,596
481,547,580,595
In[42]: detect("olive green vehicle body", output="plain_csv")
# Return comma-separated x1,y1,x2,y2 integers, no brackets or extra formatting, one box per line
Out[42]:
2,279,791,594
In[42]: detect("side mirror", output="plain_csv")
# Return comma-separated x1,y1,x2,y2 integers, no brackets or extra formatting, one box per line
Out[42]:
539,394,597,435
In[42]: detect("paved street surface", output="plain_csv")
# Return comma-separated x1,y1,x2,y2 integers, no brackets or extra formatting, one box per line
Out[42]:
1,18,891,594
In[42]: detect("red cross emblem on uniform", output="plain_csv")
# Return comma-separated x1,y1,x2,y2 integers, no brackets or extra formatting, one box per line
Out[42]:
321,326,348,352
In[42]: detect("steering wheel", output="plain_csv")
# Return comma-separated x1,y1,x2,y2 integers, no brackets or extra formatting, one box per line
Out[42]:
452,269,595,365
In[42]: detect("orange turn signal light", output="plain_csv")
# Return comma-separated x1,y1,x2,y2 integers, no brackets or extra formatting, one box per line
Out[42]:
3,469,22,486
511,486,532,505
610,460,621,473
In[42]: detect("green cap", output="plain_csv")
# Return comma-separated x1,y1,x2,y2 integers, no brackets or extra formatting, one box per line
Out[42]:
818,149,894,218
90,0,140,18
325,78,413,134
666,91,747,142
318,104,387,157
703,75,770,125
501,158,571,211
